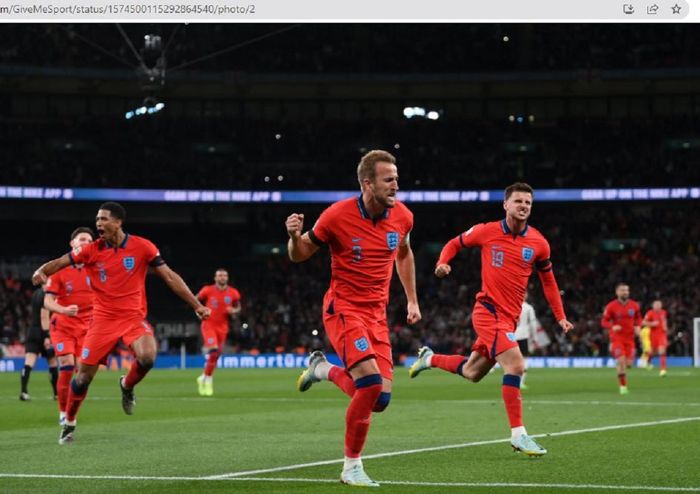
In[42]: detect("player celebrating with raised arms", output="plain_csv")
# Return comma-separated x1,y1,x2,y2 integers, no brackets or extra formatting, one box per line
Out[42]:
409,182,573,457
32,202,210,444
289,150,421,487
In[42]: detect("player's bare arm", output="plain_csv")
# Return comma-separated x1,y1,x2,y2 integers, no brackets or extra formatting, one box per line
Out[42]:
40,307,51,349
286,213,319,262
395,234,421,325
153,264,211,320
558,319,574,333
32,254,72,285
44,292,79,317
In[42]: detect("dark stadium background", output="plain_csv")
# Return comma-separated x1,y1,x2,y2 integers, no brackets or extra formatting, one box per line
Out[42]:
1,24,698,361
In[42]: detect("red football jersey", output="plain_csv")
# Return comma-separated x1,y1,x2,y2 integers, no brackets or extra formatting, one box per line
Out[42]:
438,219,566,324
46,265,93,331
197,284,241,330
601,299,642,341
644,309,668,334
68,234,164,319
309,196,413,304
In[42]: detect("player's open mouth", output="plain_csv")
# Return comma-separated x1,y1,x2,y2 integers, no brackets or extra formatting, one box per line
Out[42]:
97,229,105,237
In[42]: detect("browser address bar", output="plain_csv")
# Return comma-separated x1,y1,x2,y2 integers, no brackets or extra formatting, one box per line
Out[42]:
0,0,692,22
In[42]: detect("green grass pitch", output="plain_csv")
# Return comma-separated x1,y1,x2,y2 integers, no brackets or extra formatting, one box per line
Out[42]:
1,366,699,493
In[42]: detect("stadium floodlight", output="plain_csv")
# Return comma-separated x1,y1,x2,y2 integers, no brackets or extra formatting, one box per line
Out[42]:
124,99,166,120
403,106,441,120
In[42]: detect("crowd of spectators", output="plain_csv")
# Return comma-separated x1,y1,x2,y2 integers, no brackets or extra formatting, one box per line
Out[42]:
2,116,699,190
0,276,33,357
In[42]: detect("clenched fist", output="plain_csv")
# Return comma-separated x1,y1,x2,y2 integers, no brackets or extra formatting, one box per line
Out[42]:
286,213,305,239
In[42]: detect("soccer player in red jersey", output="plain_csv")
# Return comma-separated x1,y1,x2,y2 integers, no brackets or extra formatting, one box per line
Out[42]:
196,268,242,396
32,202,210,444
409,182,573,457
288,150,421,487
642,299,669,377
601,283,642,394
43,227,94,426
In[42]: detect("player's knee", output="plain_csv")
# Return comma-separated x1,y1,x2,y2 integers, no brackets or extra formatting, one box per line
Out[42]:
354,374,383,403
138,357,155,370
463,367,485,383
508,363,525,376
73,373,93,392
372,392,391,413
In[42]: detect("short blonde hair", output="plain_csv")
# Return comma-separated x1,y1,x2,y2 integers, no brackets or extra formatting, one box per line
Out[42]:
357,150,396,188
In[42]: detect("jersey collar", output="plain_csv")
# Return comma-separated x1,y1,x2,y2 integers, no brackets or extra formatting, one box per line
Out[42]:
501,219,529,237
357,195,389,222
105,232,130,249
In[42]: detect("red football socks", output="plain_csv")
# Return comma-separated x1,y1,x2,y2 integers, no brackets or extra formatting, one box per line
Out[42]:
123,360,150,389
204,350,220,377
618,373,627,386
344,374,382,458
66,380,88,422
329,366,356,398
57,366,74,413
502,374,523,428
431,354,468,375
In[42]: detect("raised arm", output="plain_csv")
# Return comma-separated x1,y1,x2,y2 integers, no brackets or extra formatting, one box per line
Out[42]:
153,264,210,320
286,213,320,263
32,254,72,285
434,236,463,278
435,225,481,278
395,234,421,324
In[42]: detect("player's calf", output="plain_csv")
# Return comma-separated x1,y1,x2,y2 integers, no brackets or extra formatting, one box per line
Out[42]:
372,392,391,412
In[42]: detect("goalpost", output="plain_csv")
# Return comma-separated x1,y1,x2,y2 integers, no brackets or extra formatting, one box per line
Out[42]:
694,318,700,368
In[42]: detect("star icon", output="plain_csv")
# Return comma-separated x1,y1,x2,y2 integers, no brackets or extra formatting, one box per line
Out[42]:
671,3,681,13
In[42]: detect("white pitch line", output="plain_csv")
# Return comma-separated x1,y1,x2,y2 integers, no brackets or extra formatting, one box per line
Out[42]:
4,395,700,408
0,473,698,492
0,473,205,481
207,415,700,479
233,477,700,492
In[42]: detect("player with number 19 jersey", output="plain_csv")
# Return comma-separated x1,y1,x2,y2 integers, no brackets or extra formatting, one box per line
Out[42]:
437,219,566,360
